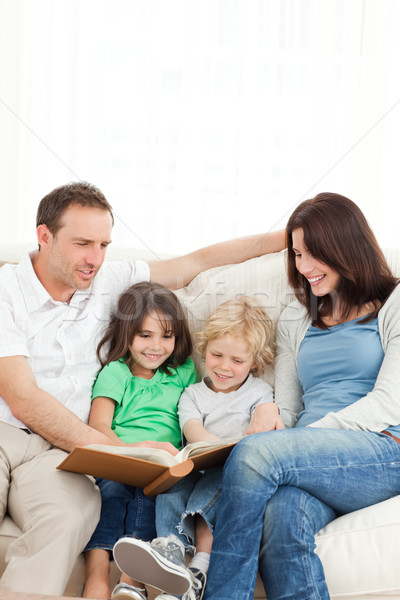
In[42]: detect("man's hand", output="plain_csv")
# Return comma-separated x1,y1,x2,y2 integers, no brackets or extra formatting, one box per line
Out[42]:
246,402,285,434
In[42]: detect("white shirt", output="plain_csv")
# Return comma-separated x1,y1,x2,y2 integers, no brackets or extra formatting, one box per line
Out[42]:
0,252,149,428
178,374,275,438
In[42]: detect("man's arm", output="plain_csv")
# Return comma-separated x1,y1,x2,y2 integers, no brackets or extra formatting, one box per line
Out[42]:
149,229,285,289
0,356,122,452
0,356,175,453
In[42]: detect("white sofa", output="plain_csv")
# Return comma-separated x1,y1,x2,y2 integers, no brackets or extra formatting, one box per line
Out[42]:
1,243,400,599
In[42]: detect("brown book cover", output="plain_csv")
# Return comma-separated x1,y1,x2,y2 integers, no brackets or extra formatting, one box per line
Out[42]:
56,439,239,496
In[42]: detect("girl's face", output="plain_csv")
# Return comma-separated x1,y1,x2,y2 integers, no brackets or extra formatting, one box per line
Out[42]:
205,334,255,394
292,227,340,297
129,310,175,378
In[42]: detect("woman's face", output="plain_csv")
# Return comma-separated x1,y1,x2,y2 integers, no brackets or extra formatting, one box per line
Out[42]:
292,228,340,296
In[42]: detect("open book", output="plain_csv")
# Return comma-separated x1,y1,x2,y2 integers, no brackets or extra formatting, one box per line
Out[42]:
57,437,241,496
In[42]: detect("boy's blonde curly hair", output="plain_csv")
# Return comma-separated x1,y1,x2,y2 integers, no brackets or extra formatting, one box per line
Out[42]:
196,296,274,377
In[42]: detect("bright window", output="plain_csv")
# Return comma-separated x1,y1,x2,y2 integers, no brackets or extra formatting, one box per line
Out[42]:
1,0,400,255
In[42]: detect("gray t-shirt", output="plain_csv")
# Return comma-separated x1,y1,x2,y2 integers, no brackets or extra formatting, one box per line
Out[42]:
178,374,274,438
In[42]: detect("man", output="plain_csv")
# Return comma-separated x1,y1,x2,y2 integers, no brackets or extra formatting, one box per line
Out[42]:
0,181,284,594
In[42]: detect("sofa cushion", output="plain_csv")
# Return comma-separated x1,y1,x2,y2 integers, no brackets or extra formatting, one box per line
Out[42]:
316,494,400,598
175,251,290,383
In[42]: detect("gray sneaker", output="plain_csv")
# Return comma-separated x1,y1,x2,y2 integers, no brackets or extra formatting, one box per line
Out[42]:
111,582,147,600
154,568,206,600
182,568,206,600
113,535,191,595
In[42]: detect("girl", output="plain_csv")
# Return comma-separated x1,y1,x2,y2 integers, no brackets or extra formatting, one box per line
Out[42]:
203,193,400,600
82,281,197,600
113,296,283,600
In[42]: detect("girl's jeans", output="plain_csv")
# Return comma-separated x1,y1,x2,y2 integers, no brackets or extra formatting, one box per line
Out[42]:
203,428,400,600
85,479,156,552
156,467,223,550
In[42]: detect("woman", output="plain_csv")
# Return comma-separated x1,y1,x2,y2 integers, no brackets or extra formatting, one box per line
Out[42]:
203,193,400,600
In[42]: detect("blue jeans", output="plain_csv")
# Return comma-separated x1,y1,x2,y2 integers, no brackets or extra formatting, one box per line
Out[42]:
156,467,223,551
85,479,156,552
203,428,400,600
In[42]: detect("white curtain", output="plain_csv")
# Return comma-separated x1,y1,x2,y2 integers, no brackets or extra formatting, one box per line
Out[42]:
1,0,400,256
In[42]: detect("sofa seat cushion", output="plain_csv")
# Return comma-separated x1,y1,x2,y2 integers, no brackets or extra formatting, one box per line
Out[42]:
316,494,400,599
5,494,399,599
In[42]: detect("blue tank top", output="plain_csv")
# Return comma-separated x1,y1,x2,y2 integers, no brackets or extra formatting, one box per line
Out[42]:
297,316,399,436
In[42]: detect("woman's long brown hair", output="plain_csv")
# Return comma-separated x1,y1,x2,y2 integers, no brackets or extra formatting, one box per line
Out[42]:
286,192,398,328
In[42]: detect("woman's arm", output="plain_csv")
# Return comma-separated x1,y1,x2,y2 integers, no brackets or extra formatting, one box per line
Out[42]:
273,303,309,428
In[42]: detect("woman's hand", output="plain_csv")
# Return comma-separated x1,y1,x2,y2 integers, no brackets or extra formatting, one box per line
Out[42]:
246,402,285,434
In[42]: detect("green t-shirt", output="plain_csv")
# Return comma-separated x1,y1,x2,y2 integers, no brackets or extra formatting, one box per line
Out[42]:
91,357,198,449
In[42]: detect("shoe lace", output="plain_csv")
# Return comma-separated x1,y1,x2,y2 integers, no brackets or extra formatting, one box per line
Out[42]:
182,571,204,600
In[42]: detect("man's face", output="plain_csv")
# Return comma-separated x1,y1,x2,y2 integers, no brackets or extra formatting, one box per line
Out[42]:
37,204,113,300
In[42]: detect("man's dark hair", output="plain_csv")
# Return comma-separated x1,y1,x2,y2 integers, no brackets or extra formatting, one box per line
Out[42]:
36,181,114,235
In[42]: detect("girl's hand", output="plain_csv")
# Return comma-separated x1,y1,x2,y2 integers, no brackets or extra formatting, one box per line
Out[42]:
246,402,285,434
126,440,179,456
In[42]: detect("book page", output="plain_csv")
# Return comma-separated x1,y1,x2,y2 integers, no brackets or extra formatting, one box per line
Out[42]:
84,436,243,466
177,436,243,461
85,444,179,467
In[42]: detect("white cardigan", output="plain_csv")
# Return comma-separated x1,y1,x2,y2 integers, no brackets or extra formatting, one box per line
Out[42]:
274,282,400,431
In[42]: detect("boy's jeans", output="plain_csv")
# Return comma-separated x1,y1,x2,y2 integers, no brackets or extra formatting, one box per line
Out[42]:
156,467,223,550
203,428,400,600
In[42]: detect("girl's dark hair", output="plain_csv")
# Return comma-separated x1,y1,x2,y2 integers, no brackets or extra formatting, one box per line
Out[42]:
286,192,398,328
97,281,192,374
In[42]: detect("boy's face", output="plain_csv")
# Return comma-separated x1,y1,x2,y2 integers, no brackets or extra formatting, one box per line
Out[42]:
205,334,255,394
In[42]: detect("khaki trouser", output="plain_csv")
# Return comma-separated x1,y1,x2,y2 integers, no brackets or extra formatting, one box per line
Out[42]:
0,422,101,594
